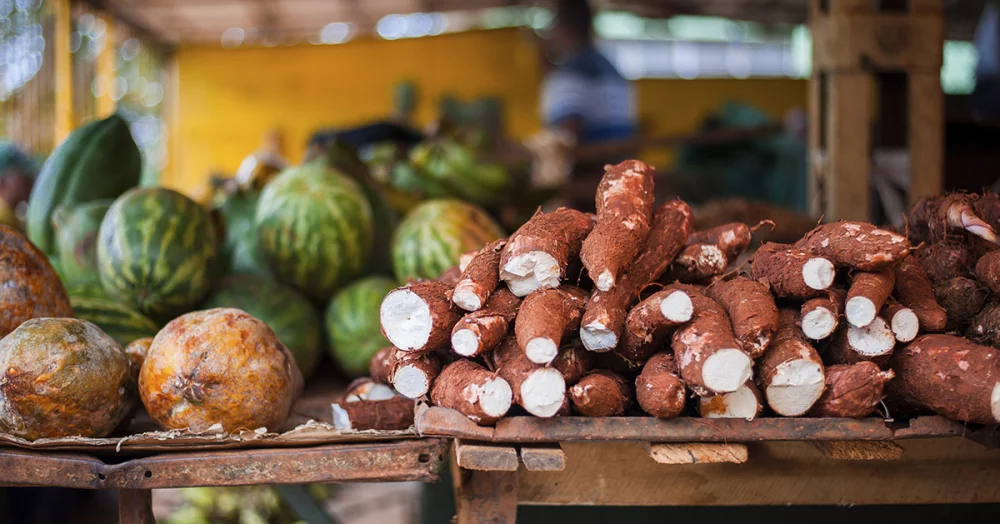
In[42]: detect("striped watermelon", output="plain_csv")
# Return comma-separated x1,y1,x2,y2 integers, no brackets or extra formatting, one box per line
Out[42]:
70,296,160,347
255,164,373,303
203,275,323,379
325,276,396,377
391,199,504,282
97,188,218,318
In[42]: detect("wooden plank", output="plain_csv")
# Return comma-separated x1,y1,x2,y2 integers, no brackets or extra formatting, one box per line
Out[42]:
452,449,517,524
825,72,872,221
95,13,118,118
807,72,827,217
53,0,74,142
812,440,904,460
118,489,155,524
812,13,943,70
812,0,943,15
518,438,1000,506
519,445,566,471
907,71,943,206
643,442,748,464
455,440,519,472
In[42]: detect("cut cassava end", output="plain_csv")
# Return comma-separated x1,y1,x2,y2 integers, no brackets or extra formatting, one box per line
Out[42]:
687,221,753,260
699,381,764,420
380,281,461,352
568,370,634,417
671,289,753,395
344,378,397,402
672,243,727,282
706,276,779,358
369,346,395,383
515,286,589,364
494,337,567,418
892,255,947,332
890,334,1000,424
332,396,415,431
795,221,910,270
450,288,520,357
800,289,844,340
751,242,835,299
618,287,693,362
935,276,987,330
581,199,694,351
499,208,595,297
758,310,826,417
388,350,442,399
845,268,895,328
912,193,1000,245
809,362,894,418
429,359,512,425
883,302,919,343
580,160,656,292
453,238,506,311
975,250,1000,294
635,352,687,419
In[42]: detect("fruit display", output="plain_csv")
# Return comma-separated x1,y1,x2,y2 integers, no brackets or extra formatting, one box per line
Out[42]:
204,275,323,379
325,276,397,376
214,189,270,277
27,113,141,254
97,187,219,319
0,224,73,338
255,163,373,302
69,295,160,347
0,318,135,440
139,308,302,433
391,199,504,282
395,138,511,206
52,199,113,285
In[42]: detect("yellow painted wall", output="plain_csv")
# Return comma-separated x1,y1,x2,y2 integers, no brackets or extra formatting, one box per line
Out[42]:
166,28,807,195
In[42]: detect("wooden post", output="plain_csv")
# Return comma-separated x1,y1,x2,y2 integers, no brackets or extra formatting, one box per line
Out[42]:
96,12,118,118
52,0,74,143
118,489,155,524
451,444,517,524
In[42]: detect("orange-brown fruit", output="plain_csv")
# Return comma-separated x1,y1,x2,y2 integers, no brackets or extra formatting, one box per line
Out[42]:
125,337,154,371
0,318,135,440
139,308,303,433
0,224,73,338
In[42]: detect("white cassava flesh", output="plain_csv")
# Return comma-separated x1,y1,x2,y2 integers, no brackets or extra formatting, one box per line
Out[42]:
659,291,694,323
518,368,567,417
380,289,432,351
501,252,560,297
889,308,919,343
801,307,837,340
580,321,617,352
846,297,877,328
450,329,480,357
392,364,432,399
993,383,1000,422
332,404,353,430
847,317,895,356
596,270,615,292
345,383,396,402
469,378,514,419
701,348,754,394
452,284,482,311
525,338,559,365
700,384,760,420
803,258,836,290
765,359,826,416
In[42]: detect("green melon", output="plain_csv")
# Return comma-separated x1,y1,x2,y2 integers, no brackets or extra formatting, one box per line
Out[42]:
255,163,373,303
70,296,160,347
216,190,270,277
325,276,396,377
391,199,504,282
52,199,113,285
97,188,218,318
203,275,323,379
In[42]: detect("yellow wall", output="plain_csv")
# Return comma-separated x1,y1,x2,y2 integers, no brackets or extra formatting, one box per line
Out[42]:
166,28,807,194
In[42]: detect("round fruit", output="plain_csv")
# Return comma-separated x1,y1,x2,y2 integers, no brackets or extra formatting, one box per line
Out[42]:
125,337,153,370
203,275,323,379
52,199,113,285
325,276,396,377
97,188,218,318
70,296,159,348
139,308,302,433
0,318,135,440
255,164,373,303
391,199,504,282
0,224,73,339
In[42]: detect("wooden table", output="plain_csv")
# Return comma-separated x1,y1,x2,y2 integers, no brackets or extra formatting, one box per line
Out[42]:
0,438,449,523
416,407,1000,524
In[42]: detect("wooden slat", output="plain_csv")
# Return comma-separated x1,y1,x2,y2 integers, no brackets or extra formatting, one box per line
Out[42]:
519,445,566,471
824,71,872,221
812,440,904,460
907,71,943,206
643,442,748,464
452,449,517,524
53,0,74,142
95,13,118,118
455,440,519,472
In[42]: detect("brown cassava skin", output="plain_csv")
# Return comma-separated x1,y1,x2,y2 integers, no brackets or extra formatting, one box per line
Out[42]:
125,337,154,372
975,250,1000,294
582,200,693,349
515,286,589,360
935,276,986,330
381,281,462,353
758,310,826,416
569,370,634,417
453,238,506,311
635,352,687,419
551,343,594,385
687,222,752,260
0,318,135,440
671,289,745,396
795,221,910,270
846,268,895,325
751,242,832,299
916,240,972,283
706,277,779,359
698,381,765,419
910,193,998,245
451,288,520,356
437,266,462,287
809,363,894,418
498,208,594,294
139,308,303,433
597,351,645,376
670,243,728,282
429,359,511,425
332,396,415,431
388,349,442,396
369,346,395,383
0,225,73,339
618,286,692,362
890,334,1000,424
580,160,655,290
893,256,948,332
967,302,1000,348
800,289,845,339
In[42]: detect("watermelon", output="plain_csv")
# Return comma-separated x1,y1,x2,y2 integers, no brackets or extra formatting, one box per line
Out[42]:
97,188,218,318
216,190,270,277
255,163,373,303
52,199,113,285
325,276,396,377
70,296,160,347
391,199,504,282
203,275,323,380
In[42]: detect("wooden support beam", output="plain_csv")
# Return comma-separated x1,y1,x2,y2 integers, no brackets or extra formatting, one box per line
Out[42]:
519,445,566,471
825,72,873,221
117,489,155,524
812,440,905,461
452,447,517,524
455,440,519,472
96,12,118,118
642,442,748,465
907,71,943,206
53,0,74,142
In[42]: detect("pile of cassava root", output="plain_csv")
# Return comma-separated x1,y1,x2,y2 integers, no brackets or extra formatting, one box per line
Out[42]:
334,160,1000,431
